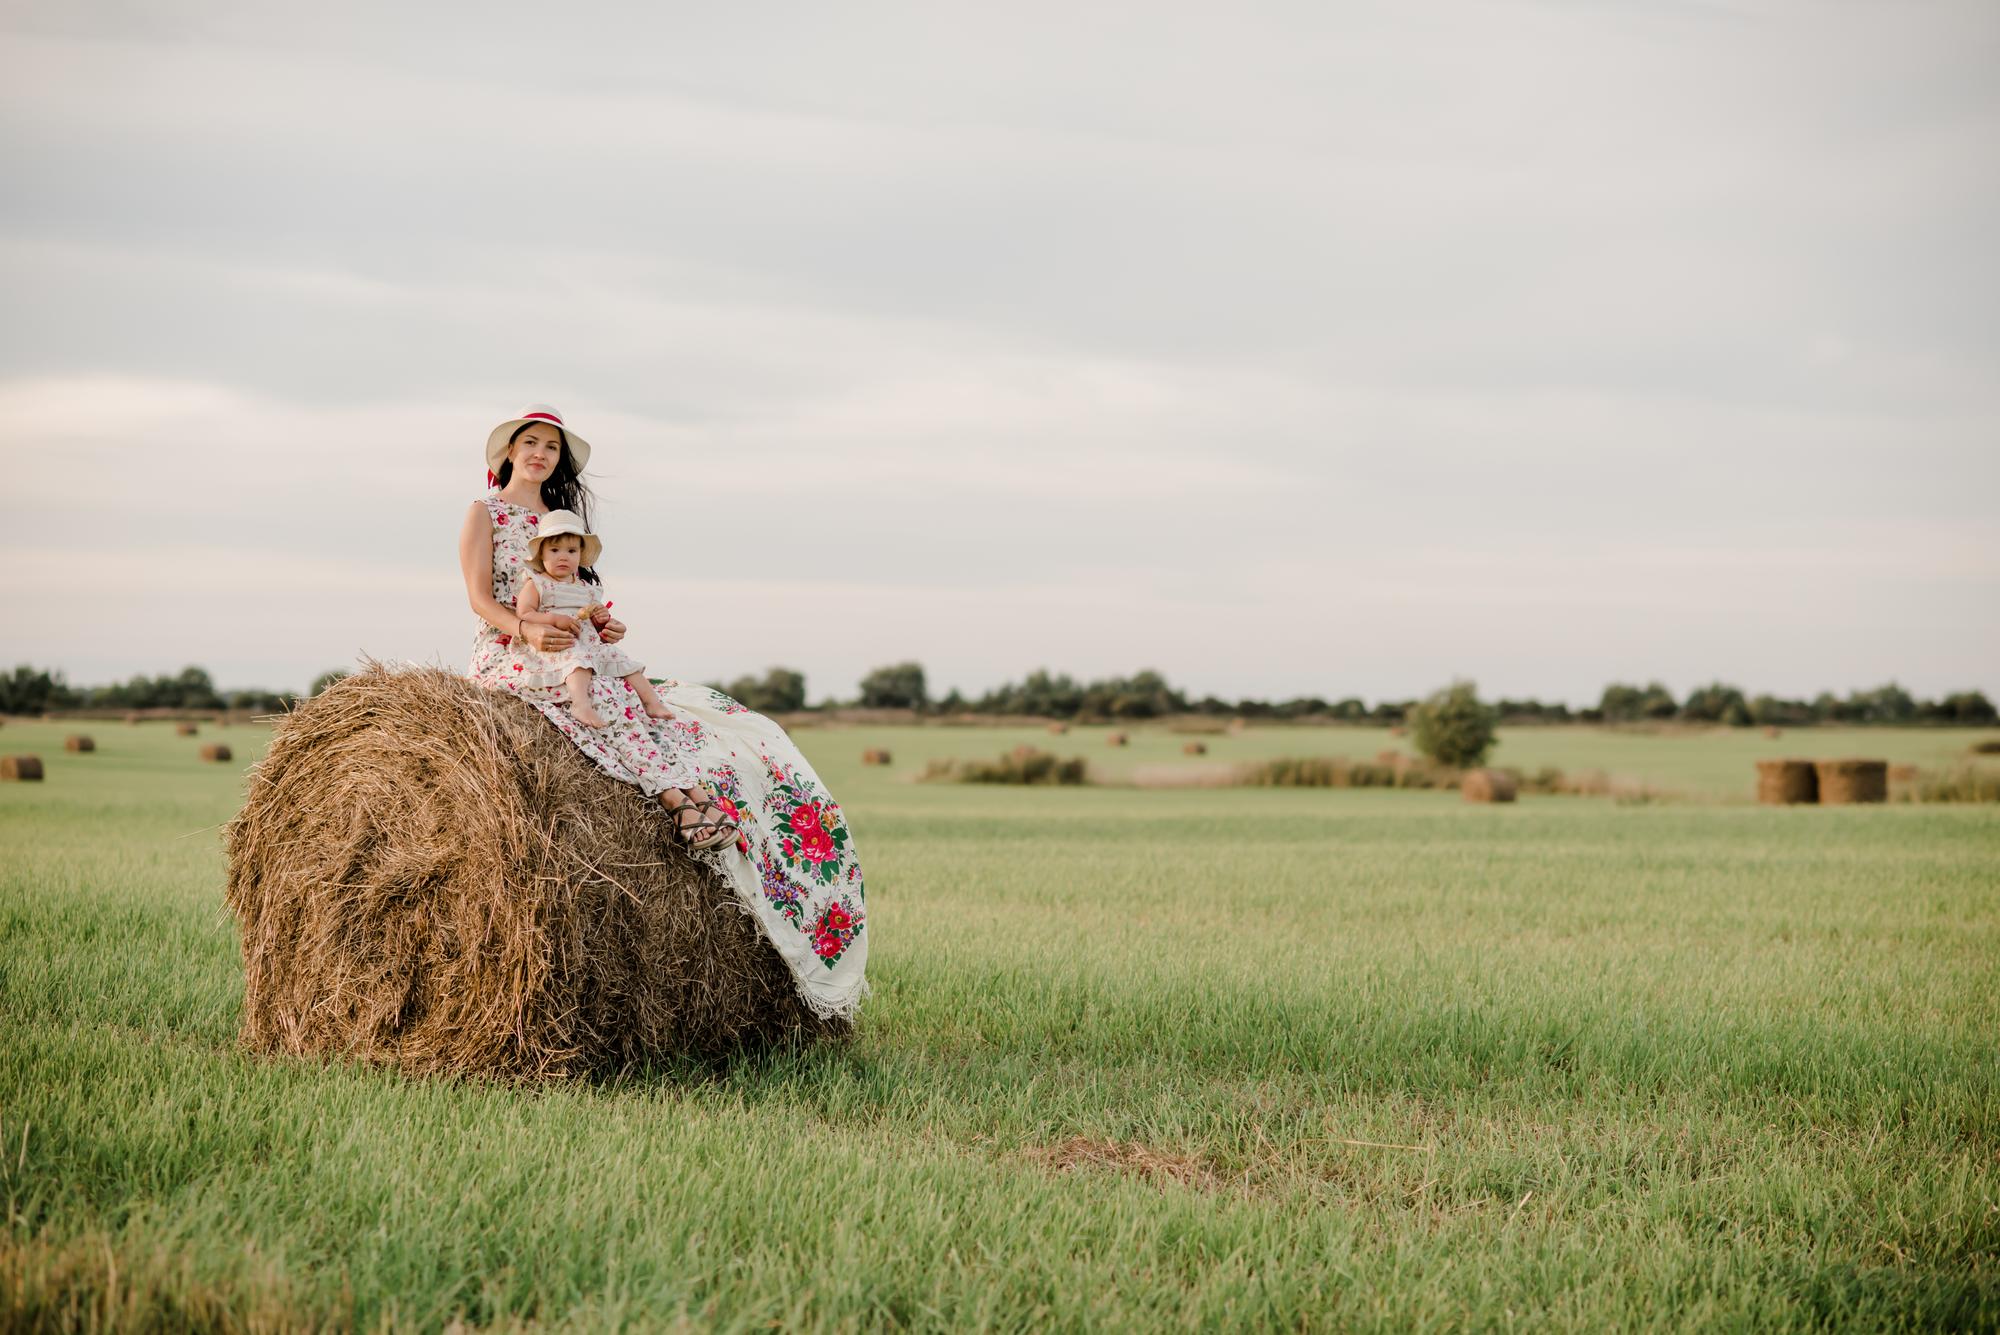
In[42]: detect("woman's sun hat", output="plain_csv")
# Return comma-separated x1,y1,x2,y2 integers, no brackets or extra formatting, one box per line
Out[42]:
486,403,592,475
526,509,603,570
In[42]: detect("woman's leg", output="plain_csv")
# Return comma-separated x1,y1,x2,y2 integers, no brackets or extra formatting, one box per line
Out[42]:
566,667,608,728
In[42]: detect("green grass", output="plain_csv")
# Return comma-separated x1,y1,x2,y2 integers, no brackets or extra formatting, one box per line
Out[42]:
3,718,1997,1330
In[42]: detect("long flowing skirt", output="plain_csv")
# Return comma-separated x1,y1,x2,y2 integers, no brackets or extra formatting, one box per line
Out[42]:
469,637,867,1019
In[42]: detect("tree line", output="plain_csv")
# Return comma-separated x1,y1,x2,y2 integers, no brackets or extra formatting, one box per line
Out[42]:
4,660,1994,727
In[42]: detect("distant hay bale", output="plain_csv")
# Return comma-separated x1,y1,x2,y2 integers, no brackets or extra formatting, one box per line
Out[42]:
199,744,234,763
1815,758,1888,805
225,665,841,1080
175,723,199,736
1182,741,1207,756
1166,718,1226,736
1106,732,1129,747
1887,763,1919,785
1763,726,1782,739
1755,759,1818,805
1046,722,1070,735
1972,740,2000,756
0,756,43,782
1461,769,1517,803
860,747,892,766
64,735,95,753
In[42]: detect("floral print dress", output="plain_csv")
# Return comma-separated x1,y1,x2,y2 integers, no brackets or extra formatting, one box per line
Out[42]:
514,571,646,691
467,493,868,1020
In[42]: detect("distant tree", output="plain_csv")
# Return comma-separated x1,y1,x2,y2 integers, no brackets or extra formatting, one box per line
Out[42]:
1845,682,1916,724
936,687,967,714
228,688,293,712
1330,697,1368,722
1940,690,1998,725
1680,682,1750,725
310,668,351,696
858,661,928,710
725,666,808,714
1600,681,1676,721
1410,681,1498,768
0,664,79,714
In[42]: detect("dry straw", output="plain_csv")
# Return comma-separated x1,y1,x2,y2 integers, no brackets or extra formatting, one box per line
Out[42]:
1461,769,1517,803
1755,760,1818,805
1815,758,1888,805
64,735,95,753
1,756,43,781
199,744,234,763
225,664,843,1080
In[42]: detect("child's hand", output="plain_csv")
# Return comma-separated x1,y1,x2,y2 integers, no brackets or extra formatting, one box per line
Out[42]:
590,607,614,630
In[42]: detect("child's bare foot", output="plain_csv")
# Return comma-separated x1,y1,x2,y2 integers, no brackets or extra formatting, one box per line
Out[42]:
625,673,675,720
571,702,608,729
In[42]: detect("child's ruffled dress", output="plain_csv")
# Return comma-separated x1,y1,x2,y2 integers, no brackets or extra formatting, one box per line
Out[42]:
514,571,647,690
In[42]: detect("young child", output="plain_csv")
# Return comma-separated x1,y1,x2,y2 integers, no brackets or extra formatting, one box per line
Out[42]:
516,510,674,730
517,512,737,851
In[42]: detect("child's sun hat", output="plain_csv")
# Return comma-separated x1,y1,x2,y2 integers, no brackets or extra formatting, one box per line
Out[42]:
486,403,592,475
526,509,603,570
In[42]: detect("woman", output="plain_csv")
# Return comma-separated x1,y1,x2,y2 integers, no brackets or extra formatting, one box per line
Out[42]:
458,404,867,1020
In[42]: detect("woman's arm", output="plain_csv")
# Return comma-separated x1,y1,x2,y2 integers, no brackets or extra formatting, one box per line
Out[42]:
458,503,580,651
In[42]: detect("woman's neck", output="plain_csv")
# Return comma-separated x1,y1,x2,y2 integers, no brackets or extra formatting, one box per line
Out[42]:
497,478,546,512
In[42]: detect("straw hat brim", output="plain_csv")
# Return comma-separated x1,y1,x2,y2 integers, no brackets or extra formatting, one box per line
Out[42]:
486,415,592,474
526,512,602,569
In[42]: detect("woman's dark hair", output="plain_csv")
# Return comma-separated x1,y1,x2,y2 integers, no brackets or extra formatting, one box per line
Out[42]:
495,425,601,583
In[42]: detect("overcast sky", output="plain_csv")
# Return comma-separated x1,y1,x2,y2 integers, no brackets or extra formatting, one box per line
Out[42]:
3,0,1995,705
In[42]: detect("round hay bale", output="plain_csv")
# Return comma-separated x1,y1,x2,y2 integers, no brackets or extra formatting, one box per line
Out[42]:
1815,758,1888,805
64,735,96,753
1046,721,1070,735
175,722,199,737
1182,741,1207,756
1461,769,1517,803
1763,725,1782,739
1,755,43,782
200,743,234,763
225,665,841,1079
1106,732,1129,747
1755,759,1818,805
860,747,892,766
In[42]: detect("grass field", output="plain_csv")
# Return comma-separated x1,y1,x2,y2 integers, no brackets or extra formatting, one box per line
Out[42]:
3,716,1997,1330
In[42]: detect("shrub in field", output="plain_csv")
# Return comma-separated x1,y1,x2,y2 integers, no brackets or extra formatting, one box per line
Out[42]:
1907,766,2000,803
1410,681,1497,768
1233,757,1404,788
919,749,1091,786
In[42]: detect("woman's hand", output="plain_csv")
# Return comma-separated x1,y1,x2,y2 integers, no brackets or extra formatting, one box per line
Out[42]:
598,617,627,645
524,615,584,653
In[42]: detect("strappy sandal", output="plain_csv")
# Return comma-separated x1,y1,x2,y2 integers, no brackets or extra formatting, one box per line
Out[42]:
667,797,737,853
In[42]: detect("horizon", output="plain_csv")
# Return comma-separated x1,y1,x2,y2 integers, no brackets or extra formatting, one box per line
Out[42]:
4,2,1996,704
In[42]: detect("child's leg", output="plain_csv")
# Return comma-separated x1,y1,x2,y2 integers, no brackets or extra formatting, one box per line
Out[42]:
622,672,674,720
565,667,608,728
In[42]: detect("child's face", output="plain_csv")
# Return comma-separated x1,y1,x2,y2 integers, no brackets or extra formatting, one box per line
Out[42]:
540,535,583,579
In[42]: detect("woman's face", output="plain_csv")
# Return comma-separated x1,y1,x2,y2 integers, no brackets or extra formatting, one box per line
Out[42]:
508,424,565,484
540,535,583,579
